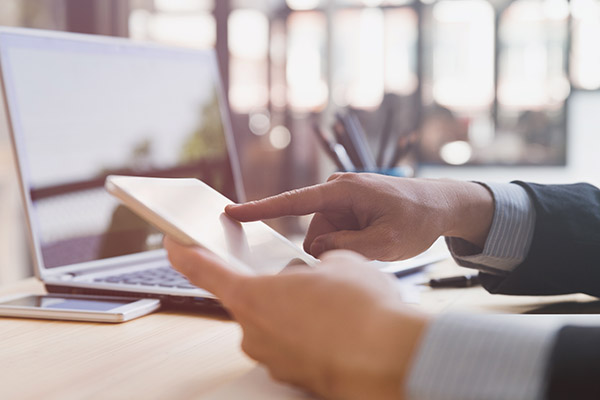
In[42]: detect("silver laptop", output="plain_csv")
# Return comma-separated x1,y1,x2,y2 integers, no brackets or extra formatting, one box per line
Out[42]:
0,27,244,310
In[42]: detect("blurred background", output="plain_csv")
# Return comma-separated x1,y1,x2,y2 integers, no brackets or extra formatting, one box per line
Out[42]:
1,0,600,283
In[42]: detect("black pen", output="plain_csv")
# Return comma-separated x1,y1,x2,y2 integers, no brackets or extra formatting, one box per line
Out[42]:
421,273,480,288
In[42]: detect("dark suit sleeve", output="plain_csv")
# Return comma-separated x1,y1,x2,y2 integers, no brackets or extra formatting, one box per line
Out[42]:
479,182,600,297
546,325,600,400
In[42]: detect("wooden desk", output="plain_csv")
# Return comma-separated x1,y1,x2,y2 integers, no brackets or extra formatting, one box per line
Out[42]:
0,261,597,400
0,279,254,400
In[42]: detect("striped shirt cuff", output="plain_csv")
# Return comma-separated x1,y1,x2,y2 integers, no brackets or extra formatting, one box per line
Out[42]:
406,313,559,400
446,182,536,275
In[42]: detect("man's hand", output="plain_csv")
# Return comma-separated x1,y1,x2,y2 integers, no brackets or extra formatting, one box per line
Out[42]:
164,237,429,400
226,173,494,261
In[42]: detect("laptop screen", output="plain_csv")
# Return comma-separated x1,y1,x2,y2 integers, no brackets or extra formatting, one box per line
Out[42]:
0,30,243,270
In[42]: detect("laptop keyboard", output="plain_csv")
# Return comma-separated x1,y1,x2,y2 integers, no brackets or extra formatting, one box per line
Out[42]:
94,267,198,289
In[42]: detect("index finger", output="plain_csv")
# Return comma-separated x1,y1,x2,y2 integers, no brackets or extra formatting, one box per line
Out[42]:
163,236,245,302
225,182,337,222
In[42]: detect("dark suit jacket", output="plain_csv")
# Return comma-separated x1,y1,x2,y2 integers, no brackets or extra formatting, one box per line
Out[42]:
477,182,600,399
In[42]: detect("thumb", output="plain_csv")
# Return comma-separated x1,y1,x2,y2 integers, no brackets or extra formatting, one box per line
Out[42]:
163,236,246,302
309,226,385,259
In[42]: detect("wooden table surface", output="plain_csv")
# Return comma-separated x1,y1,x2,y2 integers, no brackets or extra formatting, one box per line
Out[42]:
0,279,254,400
0,260,597,400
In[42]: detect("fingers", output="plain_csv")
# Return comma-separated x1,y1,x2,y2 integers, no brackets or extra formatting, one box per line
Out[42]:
225,181,345,222
163,236,245,302
302,212,337,254
309,226,393,260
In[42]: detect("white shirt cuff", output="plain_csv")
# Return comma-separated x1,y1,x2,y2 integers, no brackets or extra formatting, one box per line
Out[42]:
406,313,559,400
446,182,536,275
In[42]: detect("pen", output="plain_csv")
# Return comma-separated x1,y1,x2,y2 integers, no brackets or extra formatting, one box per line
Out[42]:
377,109,394,168
387,131,418,168
332,142,355,172
421,273,480,288
347,111,377,170
334,113,363,169
312,123,346,171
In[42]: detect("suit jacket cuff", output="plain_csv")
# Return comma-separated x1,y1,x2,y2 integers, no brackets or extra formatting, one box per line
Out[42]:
446,182,536,276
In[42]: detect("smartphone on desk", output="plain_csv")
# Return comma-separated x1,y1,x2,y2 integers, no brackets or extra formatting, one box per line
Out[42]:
0,293,160,323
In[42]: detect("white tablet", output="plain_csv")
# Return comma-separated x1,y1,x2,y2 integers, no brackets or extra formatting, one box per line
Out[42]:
105,175,317,275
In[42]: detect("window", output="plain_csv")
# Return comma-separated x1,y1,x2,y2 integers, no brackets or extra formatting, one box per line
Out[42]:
420,0,569,166
495,0,569,165
228,8,269,112
429,0,494,110
571,0,600,90
287,11,327,111
0,0,65,30
129,0,215,48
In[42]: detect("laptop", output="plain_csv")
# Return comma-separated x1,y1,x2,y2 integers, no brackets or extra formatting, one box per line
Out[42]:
0,27,245,310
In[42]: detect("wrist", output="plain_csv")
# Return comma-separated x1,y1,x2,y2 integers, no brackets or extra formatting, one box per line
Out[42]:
385,306,430,400
365,305,430,400
326,303,429,400
442,181,494,249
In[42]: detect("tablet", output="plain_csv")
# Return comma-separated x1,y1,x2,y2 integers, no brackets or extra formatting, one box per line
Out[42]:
105,175,317,275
